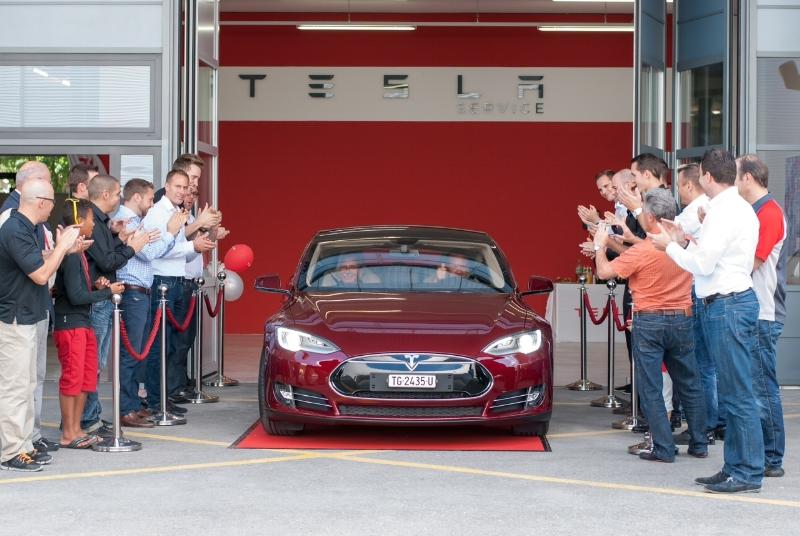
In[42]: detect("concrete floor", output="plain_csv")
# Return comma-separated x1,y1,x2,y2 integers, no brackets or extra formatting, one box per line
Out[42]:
3,340,798,536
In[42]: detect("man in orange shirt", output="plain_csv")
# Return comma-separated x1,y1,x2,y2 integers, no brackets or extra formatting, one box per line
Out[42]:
594,188,708,463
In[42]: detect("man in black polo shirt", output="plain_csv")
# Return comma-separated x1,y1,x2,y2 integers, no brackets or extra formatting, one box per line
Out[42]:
80,175,152,435
0,181,81,472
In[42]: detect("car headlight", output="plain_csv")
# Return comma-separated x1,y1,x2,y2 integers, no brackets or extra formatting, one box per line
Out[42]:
276,327,340,354
483,330,542,356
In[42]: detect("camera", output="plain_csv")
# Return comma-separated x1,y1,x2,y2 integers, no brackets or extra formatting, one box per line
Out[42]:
609,225,624,236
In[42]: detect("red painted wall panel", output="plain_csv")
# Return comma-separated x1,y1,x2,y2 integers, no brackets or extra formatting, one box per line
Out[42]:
219,121,631,333
219,19,634,333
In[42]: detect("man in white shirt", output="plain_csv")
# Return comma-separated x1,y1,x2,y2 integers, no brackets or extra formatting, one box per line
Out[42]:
671,163,719,447
651,148,763,494
141,170,216,416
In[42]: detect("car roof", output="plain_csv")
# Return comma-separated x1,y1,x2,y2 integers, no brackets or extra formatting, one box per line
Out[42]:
313,225,495,245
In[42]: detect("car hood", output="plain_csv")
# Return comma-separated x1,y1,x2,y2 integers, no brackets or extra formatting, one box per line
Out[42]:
284,291,531,356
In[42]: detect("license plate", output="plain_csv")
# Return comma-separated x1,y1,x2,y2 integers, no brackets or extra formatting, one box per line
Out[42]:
387,374,437,389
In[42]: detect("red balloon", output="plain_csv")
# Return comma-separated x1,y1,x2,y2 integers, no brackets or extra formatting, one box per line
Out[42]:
224,244,254,272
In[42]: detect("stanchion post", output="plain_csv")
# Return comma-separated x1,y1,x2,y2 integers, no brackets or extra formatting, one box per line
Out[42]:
151,284,187,425
94,294,142,452
613,298,638,429
188,277,218,403
205,271,239,387
591,280,623,408
566,275,602,391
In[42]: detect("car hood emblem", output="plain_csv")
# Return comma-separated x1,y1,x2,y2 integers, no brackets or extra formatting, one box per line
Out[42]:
404,354,420,371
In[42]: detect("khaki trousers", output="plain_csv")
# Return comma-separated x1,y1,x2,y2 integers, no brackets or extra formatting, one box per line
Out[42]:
0,319,37,462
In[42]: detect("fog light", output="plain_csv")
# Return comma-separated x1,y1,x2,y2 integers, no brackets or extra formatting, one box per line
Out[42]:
525,385,545,409
274,383,295,408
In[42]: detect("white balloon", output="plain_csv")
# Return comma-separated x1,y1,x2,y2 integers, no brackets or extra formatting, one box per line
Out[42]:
224,270,244,302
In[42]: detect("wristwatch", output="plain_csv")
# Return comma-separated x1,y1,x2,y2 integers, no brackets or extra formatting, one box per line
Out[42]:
593,244,601,252
632,207,643,217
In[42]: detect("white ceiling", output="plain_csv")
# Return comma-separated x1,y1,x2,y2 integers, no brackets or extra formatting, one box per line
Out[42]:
220,0,635,15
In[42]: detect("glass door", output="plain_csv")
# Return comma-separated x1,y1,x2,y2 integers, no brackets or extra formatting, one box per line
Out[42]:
635,0,667,160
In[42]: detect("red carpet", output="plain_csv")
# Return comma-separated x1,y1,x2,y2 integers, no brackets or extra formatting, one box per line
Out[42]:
232,422,549,451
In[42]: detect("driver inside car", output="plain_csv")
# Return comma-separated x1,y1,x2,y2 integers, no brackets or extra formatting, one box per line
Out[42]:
319,254,380,288
423,254,483,289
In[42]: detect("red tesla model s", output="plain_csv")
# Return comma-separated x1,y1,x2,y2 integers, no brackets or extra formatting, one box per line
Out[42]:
255,226,554,437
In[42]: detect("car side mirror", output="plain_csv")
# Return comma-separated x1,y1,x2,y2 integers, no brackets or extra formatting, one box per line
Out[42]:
520,275,554,296
254,274,290,296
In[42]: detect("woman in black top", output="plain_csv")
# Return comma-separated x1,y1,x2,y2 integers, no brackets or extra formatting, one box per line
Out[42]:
53,199,124,449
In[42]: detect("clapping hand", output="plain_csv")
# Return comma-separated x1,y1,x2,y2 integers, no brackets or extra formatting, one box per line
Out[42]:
95,276,111,290
618,182,642,212
577,205,600,225
697,205,707,223
579,240,596,259
647,219,686,251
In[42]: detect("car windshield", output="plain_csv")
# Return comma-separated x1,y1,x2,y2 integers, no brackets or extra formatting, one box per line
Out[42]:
299,238,513,293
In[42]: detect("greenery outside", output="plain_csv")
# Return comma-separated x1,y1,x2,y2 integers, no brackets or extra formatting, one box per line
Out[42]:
0,155,70,193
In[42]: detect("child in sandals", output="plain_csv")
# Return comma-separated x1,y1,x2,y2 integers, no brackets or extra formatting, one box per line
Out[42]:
53,199,124,449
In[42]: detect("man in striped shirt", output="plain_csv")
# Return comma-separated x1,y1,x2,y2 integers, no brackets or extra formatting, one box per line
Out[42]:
736,154,788,478
115,179,184,427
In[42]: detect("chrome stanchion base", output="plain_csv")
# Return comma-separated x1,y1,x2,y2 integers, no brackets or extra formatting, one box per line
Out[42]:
612,416,639,430
93,436,142,452
590,394,624,408
149,412,187,426
187,390,219,404
204,375,239,387
565,379,603,391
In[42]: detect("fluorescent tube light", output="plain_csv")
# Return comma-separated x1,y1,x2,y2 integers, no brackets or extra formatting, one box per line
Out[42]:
297,24,416,31
538,25,634,32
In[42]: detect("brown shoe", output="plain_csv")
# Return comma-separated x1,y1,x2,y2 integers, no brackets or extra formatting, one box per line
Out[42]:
137,408,154,419
121,411,155,428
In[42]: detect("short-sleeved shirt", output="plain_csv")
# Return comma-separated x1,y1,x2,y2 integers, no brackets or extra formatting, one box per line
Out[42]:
609,238,692,312
0,210,49,324
752,194,788,323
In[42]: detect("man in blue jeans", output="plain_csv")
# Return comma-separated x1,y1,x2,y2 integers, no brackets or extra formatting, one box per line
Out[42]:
652,148,764,494
595,188,708,464
82,175,151,434
115,179,183,427
736,154,788,478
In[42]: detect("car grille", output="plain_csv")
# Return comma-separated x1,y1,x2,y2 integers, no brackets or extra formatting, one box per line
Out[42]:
350,391,470,400
330,354,493,398
338,405,483,418
274,383,332,413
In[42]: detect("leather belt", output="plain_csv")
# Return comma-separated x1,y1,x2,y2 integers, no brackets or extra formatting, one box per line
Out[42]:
701,289,750,306
124,284,151,295
635,308,692,317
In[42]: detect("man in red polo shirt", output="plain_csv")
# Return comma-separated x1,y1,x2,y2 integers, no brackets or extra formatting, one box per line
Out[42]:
594,188,708,463
736,154,788,478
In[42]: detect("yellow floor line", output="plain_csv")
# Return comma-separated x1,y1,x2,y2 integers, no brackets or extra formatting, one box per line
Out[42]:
0,453,320,485
335,455,800,509
547,429,628,439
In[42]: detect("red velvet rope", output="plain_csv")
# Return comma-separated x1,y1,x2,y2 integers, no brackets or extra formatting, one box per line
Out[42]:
166,295,197,333
204,288,223,318
609,298,631,332
120,308,162,362
583,293,610,325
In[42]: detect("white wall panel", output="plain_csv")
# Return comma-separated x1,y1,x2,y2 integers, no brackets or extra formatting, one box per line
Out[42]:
758,9,800,53
220,67,633,123
0,3,163,50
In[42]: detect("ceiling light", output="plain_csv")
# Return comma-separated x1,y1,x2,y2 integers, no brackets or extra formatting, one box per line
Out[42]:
297,24,416,31
538,25,634,32
552,0,672,3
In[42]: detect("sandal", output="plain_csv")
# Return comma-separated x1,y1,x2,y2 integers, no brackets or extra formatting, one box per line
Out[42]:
60,435,100,449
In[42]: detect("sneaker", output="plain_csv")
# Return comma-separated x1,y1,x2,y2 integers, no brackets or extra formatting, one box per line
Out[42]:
628,433,653,456
81,420,102,434
28,449,52,465
94,425,115,439
694,471,730,486
639,451,674,463
0,452,43,472
764,467,785,478
704,476,761,494
674,429,715,446
33,437,60,452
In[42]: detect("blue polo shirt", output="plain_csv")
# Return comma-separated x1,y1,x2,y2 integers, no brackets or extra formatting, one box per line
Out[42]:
0,210,49,325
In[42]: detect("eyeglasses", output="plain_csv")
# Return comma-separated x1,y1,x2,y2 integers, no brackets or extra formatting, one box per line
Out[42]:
36,196,55,204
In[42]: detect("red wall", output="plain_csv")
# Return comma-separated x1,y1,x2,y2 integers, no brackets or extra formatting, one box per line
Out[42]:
219,15,633,333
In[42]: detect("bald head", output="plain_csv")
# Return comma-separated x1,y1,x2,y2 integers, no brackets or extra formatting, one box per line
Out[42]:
611,169,635,191
15,161,52,189
20,180,54,204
